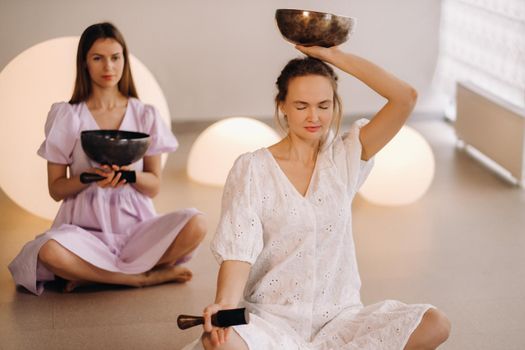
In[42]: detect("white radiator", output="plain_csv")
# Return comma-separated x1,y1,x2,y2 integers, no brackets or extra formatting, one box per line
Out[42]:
455,81,525,185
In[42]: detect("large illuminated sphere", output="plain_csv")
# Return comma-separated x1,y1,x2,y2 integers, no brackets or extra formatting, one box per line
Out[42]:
359,126,435,206
188,117,280,186
0,37,171,220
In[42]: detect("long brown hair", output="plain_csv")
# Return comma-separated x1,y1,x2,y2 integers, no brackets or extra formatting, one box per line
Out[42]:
274,57,342,140
69,22,138,104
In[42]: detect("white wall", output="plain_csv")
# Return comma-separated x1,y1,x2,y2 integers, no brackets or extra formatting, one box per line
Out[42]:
0,0,442,121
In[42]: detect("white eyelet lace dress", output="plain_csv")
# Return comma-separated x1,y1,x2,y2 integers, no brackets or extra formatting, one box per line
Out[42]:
184,119,433,350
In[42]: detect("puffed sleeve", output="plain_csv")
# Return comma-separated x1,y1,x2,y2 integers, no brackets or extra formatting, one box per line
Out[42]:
36,102,80,164
211,153,264,265
341,118,375,192
142,104,179,156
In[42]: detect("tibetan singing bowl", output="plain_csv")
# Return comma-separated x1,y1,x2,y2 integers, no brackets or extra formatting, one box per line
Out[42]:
79,130,150,184
275,9,355,47
81,130,150,166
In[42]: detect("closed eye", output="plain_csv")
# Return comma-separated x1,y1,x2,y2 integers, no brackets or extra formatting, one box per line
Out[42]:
319,101,332,110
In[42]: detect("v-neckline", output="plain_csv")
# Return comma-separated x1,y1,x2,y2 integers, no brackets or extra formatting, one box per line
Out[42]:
84,100,130,130
263,148,318,199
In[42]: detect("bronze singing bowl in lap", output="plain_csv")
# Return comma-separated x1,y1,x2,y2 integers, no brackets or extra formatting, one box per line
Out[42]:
275,9,355,47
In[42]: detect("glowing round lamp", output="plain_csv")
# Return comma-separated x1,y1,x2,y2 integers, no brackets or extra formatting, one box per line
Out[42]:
0,37,171,220
187,117,280,186
359,126,435,206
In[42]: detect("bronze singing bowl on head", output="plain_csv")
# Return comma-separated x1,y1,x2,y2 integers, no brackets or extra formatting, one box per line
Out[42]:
275,9,355,47
79,130,151,183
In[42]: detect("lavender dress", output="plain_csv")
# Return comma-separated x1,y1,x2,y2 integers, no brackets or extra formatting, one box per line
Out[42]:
8,98,201,295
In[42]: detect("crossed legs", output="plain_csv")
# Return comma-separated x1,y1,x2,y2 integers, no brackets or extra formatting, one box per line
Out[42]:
404,308,451,350
199,307,450,350
38,214,207,291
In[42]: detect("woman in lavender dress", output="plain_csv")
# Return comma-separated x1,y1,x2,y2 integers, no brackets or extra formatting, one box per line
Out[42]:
8,22,206,295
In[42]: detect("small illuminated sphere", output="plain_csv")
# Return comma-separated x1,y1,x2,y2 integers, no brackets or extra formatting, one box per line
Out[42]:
359,126,435,206
187,117,281,186
0,37,171,220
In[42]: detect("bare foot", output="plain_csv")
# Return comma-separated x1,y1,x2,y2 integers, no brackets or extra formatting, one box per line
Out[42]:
63,280,92,293
142,266,193,286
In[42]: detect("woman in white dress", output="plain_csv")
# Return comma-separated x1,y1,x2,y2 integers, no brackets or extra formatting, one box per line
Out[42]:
198,45,451,349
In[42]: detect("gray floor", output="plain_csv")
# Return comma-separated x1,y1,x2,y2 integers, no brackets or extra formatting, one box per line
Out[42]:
1,119,524,349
